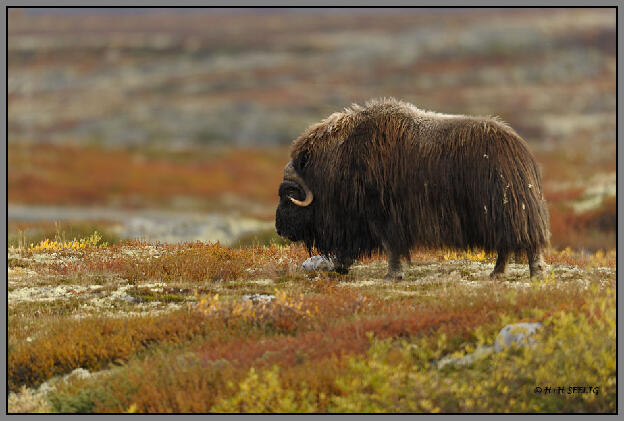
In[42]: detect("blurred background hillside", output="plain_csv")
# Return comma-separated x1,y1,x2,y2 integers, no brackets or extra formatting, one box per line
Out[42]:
7,7,616,251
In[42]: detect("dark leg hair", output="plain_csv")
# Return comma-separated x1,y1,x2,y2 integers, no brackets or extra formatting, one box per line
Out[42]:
383,242,404,280
334,256,353,275
490,250,509,278
368,221,403,280
528,248,547,279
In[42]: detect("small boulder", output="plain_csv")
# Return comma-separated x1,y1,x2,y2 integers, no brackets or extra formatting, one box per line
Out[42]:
242,294,275,304
437,345,494,369
119,294,138,303
66,368,92,381
437,322,543,369
302,255,334,271
494,322,542,352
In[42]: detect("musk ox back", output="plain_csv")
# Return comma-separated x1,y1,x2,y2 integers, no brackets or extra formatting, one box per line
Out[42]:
275,98,550,279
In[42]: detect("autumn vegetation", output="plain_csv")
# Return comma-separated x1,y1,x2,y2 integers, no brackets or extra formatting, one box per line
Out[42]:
7,239,616,413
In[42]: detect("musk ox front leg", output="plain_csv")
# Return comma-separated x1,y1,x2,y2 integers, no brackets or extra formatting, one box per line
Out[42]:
369,223,404,280
528,248,547,279
333,256,353,275
490,250,510,279
385,249,404,280
382,241,404,281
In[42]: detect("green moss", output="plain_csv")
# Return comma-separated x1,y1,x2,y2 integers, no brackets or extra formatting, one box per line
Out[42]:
127,288,186,304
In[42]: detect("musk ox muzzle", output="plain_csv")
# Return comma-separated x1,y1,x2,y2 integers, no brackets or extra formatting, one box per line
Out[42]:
275,162,315,241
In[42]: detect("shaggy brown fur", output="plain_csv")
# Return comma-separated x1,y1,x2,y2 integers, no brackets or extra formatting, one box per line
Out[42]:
276,98,550,279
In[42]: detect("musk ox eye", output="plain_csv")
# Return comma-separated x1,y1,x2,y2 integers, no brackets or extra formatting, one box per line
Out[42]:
284,188,300,199
278,181,302,199
295,150,310,171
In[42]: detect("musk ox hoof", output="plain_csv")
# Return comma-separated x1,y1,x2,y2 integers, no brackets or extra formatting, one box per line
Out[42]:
530,268,547,280
529,260,548,280
489,271,506,280
384,271,404,281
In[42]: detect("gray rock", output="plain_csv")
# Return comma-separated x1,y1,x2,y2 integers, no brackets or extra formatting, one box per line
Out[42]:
242,294,275,304
66,368,92,381
438,322,543,369
119,294,138,303
302,255,334,272
494,322,542,352
37,368,92,395
437,345,495,369
37,381,54,395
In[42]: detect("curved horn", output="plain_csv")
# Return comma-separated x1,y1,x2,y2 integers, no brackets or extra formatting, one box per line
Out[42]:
283,161,313,207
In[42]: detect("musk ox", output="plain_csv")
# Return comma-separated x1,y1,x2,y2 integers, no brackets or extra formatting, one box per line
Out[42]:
275,98,550,280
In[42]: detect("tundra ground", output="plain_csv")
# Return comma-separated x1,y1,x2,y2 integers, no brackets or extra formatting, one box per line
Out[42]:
8,239,616,413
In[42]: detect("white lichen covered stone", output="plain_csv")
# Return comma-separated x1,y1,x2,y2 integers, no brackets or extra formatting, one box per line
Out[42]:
438,322,543,369
302,255,334,271
242,294,275,304
437,345,495,369
494,322,542,352
38,368,93,395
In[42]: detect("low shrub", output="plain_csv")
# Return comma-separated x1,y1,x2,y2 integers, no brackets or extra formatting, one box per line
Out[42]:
207,286,614,413
328,287,615,413
8,309,215,392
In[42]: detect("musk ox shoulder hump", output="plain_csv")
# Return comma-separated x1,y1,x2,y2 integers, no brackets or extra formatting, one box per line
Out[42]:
292,97,524,160
324,98,516,139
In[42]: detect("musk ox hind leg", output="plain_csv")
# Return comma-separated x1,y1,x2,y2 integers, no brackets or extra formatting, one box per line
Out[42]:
528,248,547,279
369,223,404,280
383,246,404,281
490,250,510,279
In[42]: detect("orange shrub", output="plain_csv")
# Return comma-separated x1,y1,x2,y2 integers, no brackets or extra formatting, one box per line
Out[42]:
121,243,255,283
8,310,216,392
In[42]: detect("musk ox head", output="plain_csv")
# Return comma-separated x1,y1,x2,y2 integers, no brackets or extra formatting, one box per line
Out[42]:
275,158,314,243
274,112,382,262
